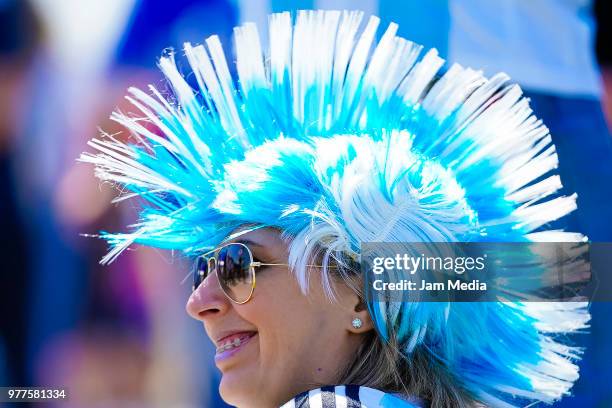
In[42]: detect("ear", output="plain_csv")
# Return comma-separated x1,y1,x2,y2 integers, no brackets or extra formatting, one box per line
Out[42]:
334,285,374,333
347,298,375,333
324,272,375,333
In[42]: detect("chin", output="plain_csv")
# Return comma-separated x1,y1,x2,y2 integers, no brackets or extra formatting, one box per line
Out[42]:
219,371,263,408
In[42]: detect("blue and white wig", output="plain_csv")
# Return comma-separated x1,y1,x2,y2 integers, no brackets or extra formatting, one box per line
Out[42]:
81,10,589,407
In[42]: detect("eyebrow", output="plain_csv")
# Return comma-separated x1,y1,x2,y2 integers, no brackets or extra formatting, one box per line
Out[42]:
234,239,264,248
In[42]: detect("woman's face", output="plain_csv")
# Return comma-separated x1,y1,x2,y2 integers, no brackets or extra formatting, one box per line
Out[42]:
186,228,372,407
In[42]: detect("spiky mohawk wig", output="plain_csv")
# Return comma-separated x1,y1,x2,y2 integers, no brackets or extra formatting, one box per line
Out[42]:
81,10,589,407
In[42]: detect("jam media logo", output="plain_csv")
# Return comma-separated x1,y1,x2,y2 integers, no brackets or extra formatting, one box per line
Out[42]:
361,242,602,303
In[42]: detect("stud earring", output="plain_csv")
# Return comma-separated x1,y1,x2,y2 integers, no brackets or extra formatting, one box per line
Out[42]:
351,317,363,329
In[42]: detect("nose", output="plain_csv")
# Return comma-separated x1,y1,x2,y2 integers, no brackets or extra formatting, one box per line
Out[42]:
186,271,230,321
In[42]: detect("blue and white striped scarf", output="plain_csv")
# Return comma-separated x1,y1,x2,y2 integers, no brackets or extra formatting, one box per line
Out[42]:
280,385,420,408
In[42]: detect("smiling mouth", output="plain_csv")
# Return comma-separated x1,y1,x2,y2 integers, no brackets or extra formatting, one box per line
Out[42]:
215,332,257,358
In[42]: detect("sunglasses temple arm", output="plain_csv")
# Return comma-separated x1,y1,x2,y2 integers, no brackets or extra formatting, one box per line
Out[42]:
252,262,337,268
251,262,288,267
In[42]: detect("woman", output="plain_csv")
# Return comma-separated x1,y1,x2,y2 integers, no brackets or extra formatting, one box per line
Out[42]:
82,10,589,407
186,227,423,407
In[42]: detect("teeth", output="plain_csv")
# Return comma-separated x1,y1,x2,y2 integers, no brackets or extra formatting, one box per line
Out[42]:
216,335,252,353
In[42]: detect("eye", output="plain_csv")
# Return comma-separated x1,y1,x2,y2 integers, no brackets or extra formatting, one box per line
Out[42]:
252,256,273,272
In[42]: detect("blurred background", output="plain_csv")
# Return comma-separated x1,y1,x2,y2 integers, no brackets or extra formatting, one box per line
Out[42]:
1,0,611,407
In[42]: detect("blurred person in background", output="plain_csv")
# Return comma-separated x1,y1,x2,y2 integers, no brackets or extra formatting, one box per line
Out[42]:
6,2,139,406
0,0,41,390
440,2,612,407
442,0,612,242
3,0,237,406
32,0,238,406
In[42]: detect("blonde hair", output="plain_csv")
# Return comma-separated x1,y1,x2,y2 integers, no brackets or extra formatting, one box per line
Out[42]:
338,330,479,408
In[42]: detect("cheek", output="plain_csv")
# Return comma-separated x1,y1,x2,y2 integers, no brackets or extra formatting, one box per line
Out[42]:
240,277,308,351
238,272,334,372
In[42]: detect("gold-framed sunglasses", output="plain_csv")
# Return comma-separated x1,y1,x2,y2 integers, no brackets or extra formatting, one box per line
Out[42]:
192,242,291,304
192,241,336,304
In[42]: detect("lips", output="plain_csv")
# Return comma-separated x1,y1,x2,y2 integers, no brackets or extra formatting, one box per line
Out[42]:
215,331,257,354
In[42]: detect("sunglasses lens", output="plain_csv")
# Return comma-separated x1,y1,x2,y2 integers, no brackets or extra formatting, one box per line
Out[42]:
193,256,208,291
217,243,254,303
